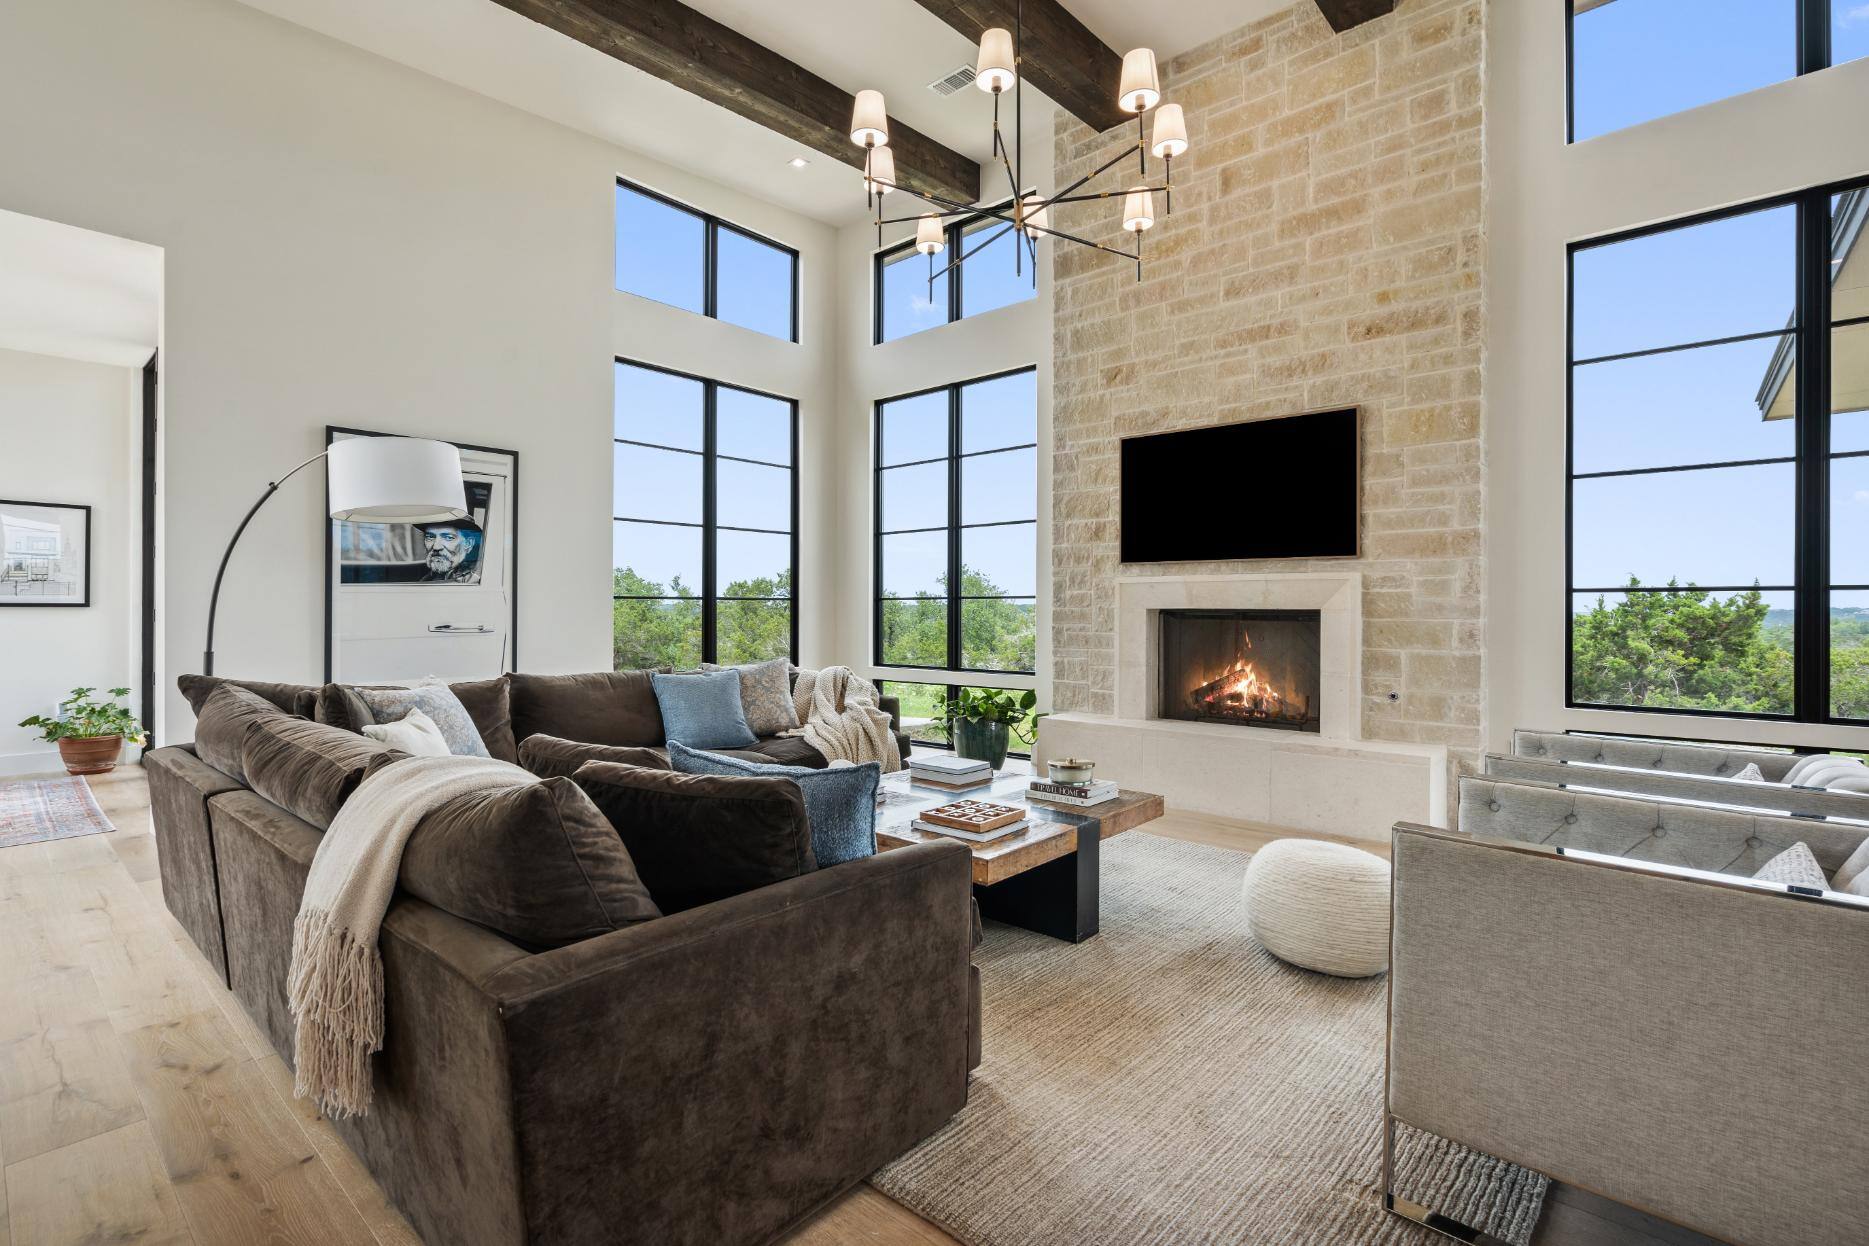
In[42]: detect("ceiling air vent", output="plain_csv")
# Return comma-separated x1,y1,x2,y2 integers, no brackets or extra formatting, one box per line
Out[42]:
927,64,977,97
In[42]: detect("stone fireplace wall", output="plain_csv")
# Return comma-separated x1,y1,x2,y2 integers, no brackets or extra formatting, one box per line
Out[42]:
1050,0,1486,800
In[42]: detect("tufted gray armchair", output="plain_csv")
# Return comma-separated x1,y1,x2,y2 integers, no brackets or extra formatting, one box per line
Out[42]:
1387,776,1869,1245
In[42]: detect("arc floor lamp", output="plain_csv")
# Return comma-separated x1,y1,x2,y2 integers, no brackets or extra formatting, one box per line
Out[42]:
203,436,466,675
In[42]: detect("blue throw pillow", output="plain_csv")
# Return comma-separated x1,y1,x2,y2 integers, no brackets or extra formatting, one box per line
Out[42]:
651,670,759,750
667,740,878,867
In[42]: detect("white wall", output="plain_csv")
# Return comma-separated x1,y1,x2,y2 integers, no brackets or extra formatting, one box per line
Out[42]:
1486,3,1869,751
831,194,1056,703
0,0,842,740
0,349,141,775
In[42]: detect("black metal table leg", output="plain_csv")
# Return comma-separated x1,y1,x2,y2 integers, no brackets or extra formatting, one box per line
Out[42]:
974,824,1101,942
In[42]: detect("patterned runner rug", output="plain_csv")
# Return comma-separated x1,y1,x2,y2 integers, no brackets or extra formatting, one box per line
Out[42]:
0,775,116,848
873,832,1545,1246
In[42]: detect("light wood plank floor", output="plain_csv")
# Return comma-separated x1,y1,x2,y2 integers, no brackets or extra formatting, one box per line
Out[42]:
0,765,1385,1246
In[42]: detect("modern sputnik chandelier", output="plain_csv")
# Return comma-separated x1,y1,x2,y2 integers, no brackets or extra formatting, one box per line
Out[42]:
851,1,1189,286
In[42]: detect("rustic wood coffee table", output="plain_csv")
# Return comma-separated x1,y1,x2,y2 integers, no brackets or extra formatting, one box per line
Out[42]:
875,770,1165,942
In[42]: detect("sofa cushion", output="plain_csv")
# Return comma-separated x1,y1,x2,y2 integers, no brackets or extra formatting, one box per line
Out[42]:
362,709,451,757
194,683,292,782
179,673,318,719
359,755,661,948
315,677,517,763
355,684,488,758
571,760,814,914
508,670,663,748
240,714,399,830
651,670,758,750
668,741,878,868
518,734,671,782
721,734,827,769
1836,837,1869,893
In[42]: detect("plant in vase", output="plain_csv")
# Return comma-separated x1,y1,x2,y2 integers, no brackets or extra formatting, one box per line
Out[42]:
19,686,146,776
929,688,1040,770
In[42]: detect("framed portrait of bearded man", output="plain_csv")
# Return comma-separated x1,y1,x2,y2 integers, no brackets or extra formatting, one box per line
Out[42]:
324,426,518,683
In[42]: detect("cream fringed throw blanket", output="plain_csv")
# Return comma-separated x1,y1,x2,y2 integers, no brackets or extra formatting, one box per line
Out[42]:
289,755,532,1118
787,666,902,772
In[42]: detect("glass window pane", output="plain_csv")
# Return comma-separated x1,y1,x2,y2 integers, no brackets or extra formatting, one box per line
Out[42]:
614,443,702,523
1573,336,1794,474
880,680,950,742
1832,591,1869,720
961,447,1038,525
879,246,949,342
717,387,791,464
614,598,702,672
1837,191,1869,325
716,227,795,340
880,390,948,466
1570,0,1794,143
1573,205,1795,359
1571,589,1794,714
881,597,948,667
1571,463,1795,589
615,185,705,314
881,461,947,532
615,362,703,451
613,521,700,598
960,603,1036,673
717,459,790,532
882,531,946,598
959,217,1036,319
961,522,1036,597
1834,323,1869,452
1830,457,1869,585
717,600,791,666
1836,2,1869,67
962,369,1037,454
717,529,791,598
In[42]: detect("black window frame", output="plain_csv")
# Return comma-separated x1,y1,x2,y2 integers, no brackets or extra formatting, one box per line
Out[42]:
1566,0,1845,144
1564,174,1869,725
612,357,799,667
871,197,1037,345
615,179,801,344
873,365,1039,677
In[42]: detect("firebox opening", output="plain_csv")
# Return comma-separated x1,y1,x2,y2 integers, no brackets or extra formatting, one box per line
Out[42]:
1157,609,1322,733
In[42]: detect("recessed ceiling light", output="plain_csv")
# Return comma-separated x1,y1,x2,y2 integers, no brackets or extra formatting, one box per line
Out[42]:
788,157,809,169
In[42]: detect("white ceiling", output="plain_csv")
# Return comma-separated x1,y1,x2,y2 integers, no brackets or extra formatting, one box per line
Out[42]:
232,0,1296,225
0,209,162,369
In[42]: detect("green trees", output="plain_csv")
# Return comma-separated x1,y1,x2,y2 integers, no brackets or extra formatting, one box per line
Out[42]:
880,566,1035,672
611,566,791,670
1571,580,1792,713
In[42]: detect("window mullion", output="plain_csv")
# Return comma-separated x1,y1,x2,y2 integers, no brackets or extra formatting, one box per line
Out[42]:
1798,0,1829,75
1795,187,1832,721
701,381,719,664
947,382,963,673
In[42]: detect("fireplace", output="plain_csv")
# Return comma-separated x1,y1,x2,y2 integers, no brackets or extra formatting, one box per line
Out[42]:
1157,609,1322,733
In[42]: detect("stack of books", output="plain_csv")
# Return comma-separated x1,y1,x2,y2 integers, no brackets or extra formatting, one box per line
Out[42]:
1028,777,1120,808
910,798,1030,844
908,754,994,790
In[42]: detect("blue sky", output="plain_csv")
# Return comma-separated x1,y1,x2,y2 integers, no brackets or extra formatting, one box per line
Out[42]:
1570,6,1868,609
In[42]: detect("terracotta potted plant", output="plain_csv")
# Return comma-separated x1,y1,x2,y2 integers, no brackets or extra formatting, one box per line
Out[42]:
19,686,147,776
930,688,1041,771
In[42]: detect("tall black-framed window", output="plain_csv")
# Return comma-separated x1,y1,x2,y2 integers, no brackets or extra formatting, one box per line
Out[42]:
612,359,797,669
1567,0,1868,144
614,180,800,343
874,367,1038,675
1566,177,1869,724
873,198,1037,344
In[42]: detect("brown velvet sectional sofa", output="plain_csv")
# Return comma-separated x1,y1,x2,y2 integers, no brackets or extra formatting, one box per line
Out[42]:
146,670,973,1246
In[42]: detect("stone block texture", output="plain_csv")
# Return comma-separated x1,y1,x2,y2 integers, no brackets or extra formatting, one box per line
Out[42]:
1049,0,1485,804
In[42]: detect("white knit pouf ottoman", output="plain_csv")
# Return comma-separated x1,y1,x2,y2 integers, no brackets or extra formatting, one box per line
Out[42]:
1240,839,1391,978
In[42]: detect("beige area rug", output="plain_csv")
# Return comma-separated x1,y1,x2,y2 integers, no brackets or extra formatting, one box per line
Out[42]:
0,775,115,847
873,833,1546,1246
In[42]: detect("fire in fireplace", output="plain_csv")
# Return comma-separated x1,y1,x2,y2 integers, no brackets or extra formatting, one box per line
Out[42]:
1157,609,1322,733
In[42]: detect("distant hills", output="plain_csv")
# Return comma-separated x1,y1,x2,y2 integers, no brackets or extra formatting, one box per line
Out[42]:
1764,607,1869,628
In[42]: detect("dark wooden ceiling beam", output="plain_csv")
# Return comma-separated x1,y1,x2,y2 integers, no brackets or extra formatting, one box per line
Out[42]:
1315,0,1398,33
489,0,980,204
909,0,1129,134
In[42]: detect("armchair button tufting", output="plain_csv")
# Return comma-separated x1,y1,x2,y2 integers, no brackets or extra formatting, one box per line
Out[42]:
1651,827,1666,838
1593,752,1606,763
1488,801,1501,812
1563,814,1578,825
1746,836,1761,848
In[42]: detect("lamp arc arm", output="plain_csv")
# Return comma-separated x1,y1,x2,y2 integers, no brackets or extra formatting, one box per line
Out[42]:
202,449,328,677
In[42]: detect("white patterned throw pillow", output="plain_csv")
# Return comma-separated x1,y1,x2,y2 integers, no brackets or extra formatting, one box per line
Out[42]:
1751,842,1830,891
701,657,799,737
355,682,488,758
361,708,451,757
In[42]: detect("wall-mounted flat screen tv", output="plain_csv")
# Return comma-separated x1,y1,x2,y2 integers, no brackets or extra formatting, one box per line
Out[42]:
1119,408,1358,563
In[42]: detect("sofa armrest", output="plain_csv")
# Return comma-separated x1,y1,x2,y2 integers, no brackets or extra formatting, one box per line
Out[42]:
877,693,903,733
1389,824,1869,1246
483,841,975,1246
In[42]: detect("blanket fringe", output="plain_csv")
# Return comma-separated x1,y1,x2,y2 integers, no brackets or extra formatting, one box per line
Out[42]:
288,907,385,1119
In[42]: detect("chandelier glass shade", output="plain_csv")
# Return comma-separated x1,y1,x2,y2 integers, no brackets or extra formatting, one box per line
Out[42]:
851,0,1187,288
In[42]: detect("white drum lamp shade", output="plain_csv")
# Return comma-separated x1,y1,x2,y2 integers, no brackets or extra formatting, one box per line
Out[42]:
1151,103,1189,159
1118,48,1160,113
915,214,946,255
327,436,467,522
975,28,1017,93
850,90,890,147
1122,186,1156,232
1020,193,1050,238
865,146,898,196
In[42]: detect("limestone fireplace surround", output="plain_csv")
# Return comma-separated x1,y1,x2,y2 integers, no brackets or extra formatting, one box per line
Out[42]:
1042,573,1447,841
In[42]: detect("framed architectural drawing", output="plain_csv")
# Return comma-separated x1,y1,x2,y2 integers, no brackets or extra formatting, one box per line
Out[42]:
0,499,90,606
